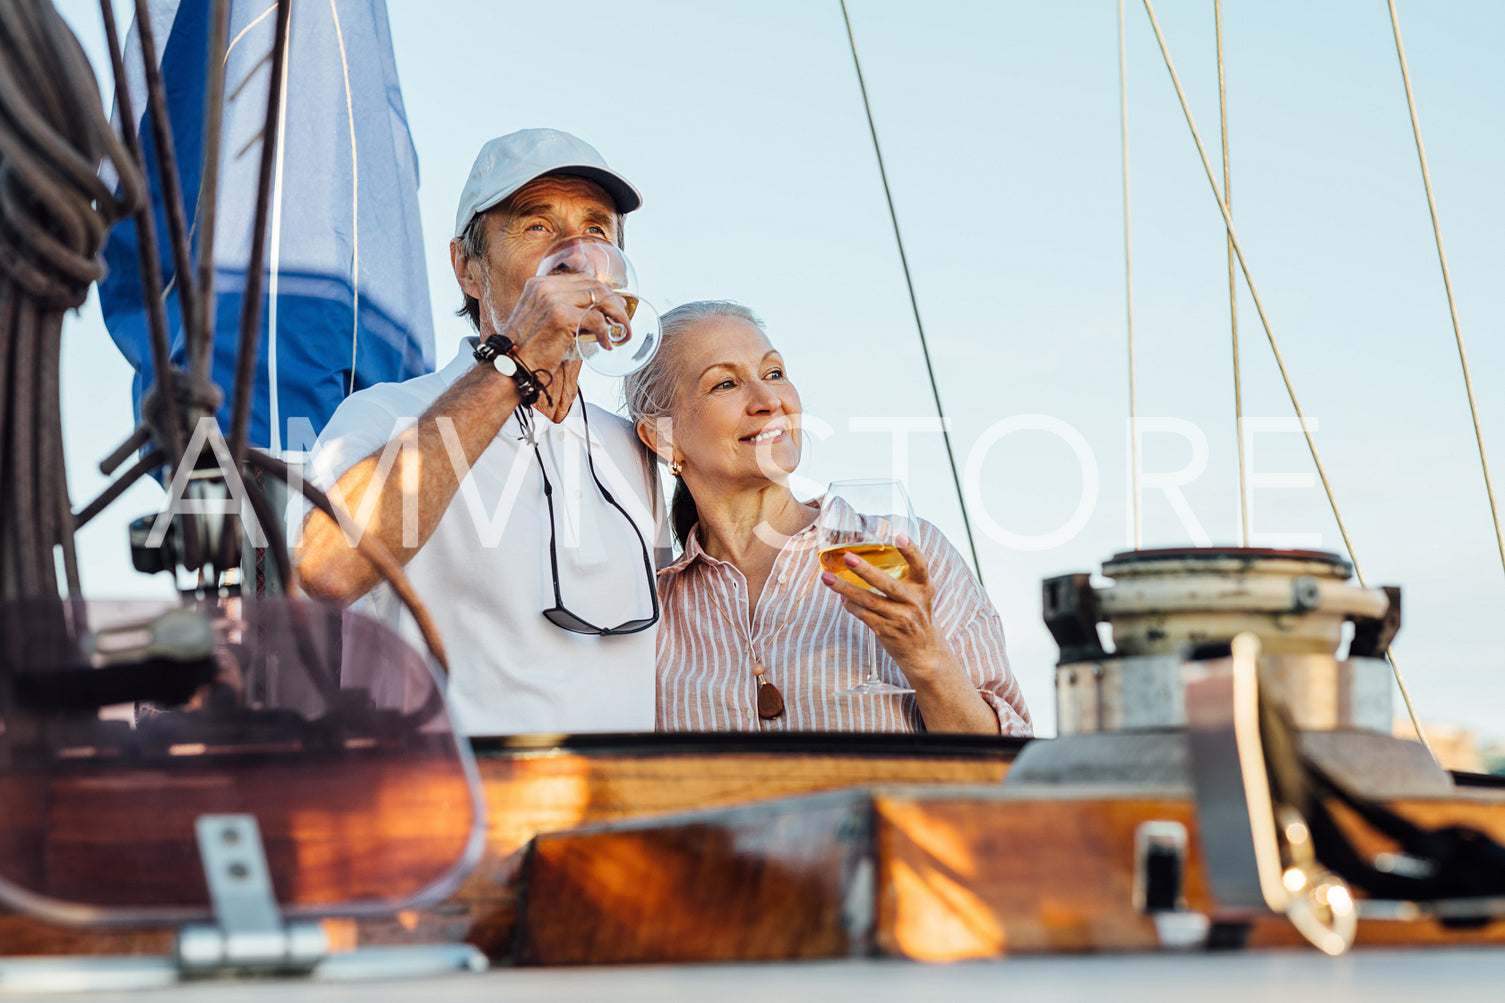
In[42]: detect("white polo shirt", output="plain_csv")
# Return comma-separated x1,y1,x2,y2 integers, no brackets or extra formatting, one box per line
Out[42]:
302,340,667,736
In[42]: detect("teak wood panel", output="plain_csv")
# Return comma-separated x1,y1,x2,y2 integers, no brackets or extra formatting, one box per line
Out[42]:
0,748,1009,956
363,749,1011,953
508,790,1190,964
874,794,1188,958
511,787,1505,964
517,795,870,964
39,759,473,908
0,755,475,956
9,744,1502,964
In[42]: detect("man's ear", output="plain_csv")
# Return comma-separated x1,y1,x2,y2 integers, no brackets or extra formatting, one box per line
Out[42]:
450,238,482,300
636,416,675,465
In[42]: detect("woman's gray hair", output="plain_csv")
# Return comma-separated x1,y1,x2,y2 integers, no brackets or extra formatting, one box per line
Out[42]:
624,299,765,545
624,300,764,423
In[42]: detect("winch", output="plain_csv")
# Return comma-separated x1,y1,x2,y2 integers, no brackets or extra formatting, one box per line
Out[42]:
1007,547,1445,797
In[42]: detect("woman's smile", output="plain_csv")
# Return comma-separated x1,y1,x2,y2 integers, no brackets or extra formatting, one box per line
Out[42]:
741,424,788,445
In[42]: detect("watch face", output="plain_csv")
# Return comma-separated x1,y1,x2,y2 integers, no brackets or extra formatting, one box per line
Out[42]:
493,354,518,376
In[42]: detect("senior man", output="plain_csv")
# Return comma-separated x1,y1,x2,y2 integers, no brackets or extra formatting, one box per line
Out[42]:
298,129,667,736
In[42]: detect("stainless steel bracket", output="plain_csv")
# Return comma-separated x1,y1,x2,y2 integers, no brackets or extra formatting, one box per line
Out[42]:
176,814,327,973
1185,633,1357,956
0,814,487,994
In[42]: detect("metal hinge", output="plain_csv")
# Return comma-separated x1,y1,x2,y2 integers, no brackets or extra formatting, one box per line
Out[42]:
0,814,486,994
176,815,327,974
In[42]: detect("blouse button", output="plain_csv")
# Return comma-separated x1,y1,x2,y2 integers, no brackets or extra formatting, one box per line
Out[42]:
777,572,788,585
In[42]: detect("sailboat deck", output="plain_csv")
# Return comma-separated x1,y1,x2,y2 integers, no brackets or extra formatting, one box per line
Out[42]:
6,734,1504,966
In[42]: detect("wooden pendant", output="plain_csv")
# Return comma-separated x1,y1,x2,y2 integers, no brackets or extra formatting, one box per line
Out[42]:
756,676,785,720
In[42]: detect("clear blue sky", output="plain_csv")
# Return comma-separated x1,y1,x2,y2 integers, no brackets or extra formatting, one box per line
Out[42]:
53,0,1505,740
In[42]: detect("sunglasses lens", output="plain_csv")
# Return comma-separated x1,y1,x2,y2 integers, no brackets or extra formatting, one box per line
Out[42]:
543,608,599,634
542,607,657,636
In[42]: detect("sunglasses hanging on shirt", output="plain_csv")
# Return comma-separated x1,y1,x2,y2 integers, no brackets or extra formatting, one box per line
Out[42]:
520,400,660,636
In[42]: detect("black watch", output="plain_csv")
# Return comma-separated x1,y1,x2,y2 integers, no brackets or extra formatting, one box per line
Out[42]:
474,335,545,406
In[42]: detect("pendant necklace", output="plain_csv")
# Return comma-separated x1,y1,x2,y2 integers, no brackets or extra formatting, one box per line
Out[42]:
705,566,819,720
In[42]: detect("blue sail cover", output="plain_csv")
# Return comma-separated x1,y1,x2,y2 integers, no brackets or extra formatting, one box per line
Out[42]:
100,0,434,452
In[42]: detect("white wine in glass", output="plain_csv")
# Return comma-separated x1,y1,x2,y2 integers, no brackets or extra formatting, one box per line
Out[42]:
817,479,917,697
535,237,661,378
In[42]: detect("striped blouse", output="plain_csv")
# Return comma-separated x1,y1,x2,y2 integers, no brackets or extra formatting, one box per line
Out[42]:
654,499,1032,734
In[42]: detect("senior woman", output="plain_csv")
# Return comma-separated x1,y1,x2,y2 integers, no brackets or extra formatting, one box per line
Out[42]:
625,301,1030,735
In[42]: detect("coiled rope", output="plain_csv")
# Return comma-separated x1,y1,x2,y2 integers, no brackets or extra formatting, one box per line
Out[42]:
0,0,449,675
0,0,141,599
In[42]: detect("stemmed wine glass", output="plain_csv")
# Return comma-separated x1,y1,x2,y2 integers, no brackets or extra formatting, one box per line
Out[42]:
816,479,917,697
535,237,662,377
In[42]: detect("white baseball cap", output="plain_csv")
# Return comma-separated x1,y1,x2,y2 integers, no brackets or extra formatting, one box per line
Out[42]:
452,128,643,239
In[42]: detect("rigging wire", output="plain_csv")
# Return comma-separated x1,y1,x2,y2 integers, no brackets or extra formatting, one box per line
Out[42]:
266,12,294,456
1119,0,1142,550
130,0,201,378
1138,0,1437,763
97,0,188,486
838,0,986,585
192,0,231,392
222,0,294,574
1387,0,1505,586
1214,0,1249,547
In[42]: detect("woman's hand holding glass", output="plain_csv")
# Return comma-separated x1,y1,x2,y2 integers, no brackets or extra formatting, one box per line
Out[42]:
821,530,953,691
818,479,942,697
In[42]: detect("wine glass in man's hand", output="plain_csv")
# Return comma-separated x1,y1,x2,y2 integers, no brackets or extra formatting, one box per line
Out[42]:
535,237,662,378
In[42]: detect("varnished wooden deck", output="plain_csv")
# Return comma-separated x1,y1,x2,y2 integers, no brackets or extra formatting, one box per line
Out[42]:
5,734,1505,966
0,733,1020,957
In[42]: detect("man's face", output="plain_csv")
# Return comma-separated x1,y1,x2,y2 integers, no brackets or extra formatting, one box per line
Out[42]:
463,174,621,333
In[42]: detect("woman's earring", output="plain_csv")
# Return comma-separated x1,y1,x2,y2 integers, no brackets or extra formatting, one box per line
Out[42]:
669,459,683,476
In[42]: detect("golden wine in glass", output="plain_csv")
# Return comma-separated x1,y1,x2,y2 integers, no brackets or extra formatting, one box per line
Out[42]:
816,479,917,696
817,541,910,590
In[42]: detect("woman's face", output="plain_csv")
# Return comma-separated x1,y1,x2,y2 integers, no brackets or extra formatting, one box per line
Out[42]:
667,315,802,489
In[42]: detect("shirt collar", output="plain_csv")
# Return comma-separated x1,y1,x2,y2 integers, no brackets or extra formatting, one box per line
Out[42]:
658,525,709,576
656,499,825,579
441,336,482,384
